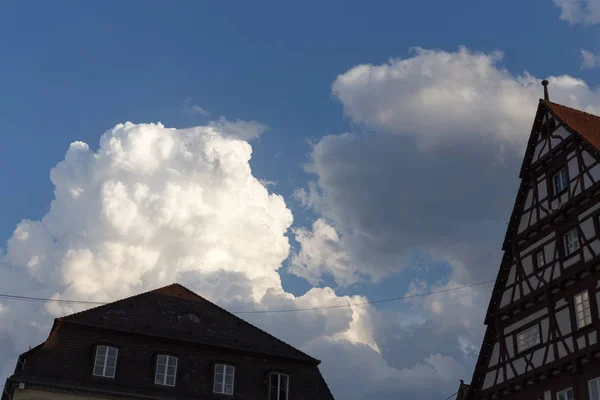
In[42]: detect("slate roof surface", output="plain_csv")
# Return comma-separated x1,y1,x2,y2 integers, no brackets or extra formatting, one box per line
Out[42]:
57,283,319,363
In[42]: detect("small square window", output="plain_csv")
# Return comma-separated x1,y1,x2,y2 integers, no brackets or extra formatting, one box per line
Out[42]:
535,250,546,269
553,168,569,195
556,387,574,400
564,228,580,256
575,290,592,329
516,325,541,353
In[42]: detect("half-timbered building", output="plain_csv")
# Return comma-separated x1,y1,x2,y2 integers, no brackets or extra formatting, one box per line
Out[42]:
466,81,600,400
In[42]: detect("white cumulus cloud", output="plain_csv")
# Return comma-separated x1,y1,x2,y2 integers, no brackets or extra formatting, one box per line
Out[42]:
0,119,384,399
581,49,600,69
554,0,600,24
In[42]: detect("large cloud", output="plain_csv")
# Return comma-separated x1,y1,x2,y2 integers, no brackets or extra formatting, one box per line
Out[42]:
0,120,389,399
291,47,600,286
289,46,600,396
554,0,600,25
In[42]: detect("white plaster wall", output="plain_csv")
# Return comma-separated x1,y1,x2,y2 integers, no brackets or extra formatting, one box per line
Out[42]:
581,218,595,240
518,212,530,233
532,347,544,367
506,336,515,358
523,256,533,275
501,288,513,308
513,357,525,375
525,189,533,209
523,232,555,256
538,180,548,201
563,253,581,268
504,310,547,334
556,308,572,335
583,150,596,168
555,299,567,309
590,331,597,345
579,201,600,220
568,153,579,179
507,265,516,285
489,342,499,367
554,126,570,140
590,164,600,183
482,371,495,390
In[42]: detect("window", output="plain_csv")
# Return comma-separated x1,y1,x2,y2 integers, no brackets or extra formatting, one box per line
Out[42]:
589,377,600,400
535,249,546,269
554,168,569,194
516,325,541,352
564,228,580,256
213,364,234,395
93,345,118,378
179,313,200,323
556,387,573,400
575,290,592,329
269,373,289,400
155,355,177,387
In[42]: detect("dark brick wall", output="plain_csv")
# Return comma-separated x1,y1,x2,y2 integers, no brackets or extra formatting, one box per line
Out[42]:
17,322,333,400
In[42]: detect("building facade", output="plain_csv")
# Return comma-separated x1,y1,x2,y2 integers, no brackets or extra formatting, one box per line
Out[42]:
2,284,334,400
466,86,600,400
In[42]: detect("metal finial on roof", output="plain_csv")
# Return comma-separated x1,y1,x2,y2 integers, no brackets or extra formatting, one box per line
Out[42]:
542,79,549,101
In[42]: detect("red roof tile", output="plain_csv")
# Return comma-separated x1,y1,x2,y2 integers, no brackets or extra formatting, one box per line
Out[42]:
544,100,600,151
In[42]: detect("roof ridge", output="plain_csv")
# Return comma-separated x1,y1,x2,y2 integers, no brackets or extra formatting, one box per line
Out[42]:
542,99,600,121
171,283,320,364
57,283,319,364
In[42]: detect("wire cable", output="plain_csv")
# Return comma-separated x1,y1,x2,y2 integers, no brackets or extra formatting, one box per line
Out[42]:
442,391,458,400
0,279,495,314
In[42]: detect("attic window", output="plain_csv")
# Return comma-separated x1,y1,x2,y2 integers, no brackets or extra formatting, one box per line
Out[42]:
178,313,200,323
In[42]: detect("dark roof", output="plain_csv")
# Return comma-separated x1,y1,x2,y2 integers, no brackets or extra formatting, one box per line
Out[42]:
57,283,319,363
543,100,600,151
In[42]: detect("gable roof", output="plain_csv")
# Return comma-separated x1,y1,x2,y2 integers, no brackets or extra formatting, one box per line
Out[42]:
57,283,319,364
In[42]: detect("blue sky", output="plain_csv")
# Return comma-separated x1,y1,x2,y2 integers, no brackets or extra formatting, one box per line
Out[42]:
1,0,592,242
2,1,600,399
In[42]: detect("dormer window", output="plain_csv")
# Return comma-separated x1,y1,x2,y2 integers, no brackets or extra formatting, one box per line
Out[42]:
93,345,118,378
553,168,569,195
178,313,200,323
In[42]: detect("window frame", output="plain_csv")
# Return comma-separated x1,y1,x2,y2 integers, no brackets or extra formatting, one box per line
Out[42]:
269,372,290,400
553,167,569,196
589,377,600,400
563,227,580,257
575,290,592,329
534,249,546,270
515,324,541,353
154,354,178,387
92,345,118,379
213,363,235,396
556,387,573,400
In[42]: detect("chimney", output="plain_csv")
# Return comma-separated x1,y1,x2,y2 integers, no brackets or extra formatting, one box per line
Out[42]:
542,79,549,101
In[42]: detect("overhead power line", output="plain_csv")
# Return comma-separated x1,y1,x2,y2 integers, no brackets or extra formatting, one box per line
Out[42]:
0,280,495,314
234,279,495,314
442,391,458,400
